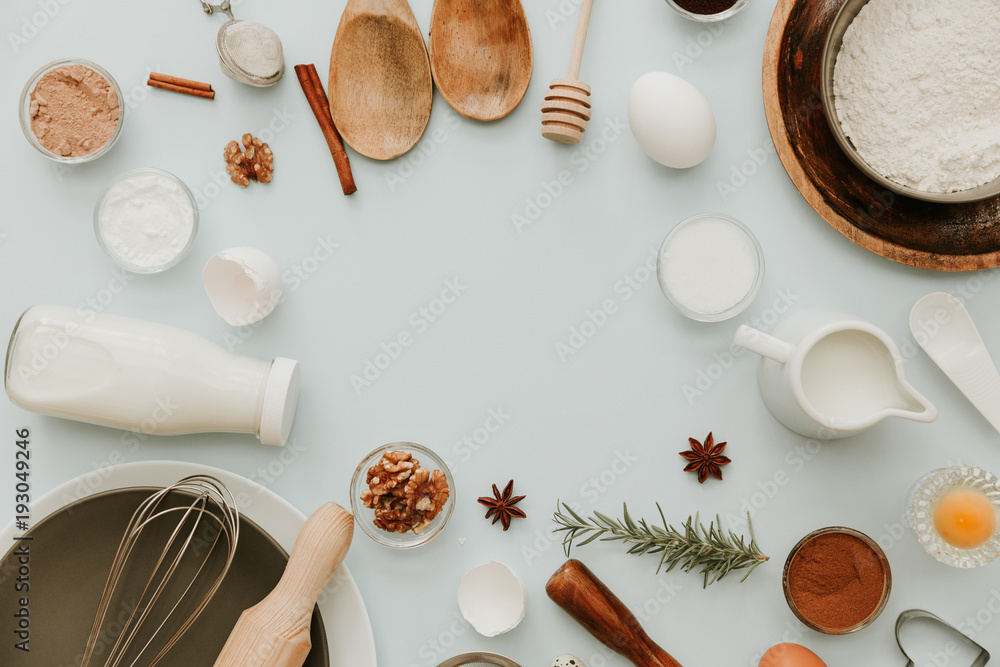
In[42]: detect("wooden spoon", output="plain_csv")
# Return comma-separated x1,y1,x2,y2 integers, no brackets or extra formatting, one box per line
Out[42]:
328,0,433,160
429,0,533,121
214,502,354,667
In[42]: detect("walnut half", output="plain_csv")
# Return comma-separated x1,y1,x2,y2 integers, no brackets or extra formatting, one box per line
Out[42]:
405,468,450,520
223,133,274,187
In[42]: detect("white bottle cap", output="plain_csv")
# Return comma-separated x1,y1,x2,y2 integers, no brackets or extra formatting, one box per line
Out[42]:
258,357,300,446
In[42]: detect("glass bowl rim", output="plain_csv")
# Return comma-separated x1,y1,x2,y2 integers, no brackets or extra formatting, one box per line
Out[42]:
349,442,456,549
93,167,200,275
781,526,892,635
656,212,765,322
663,0,753,23
19,57,125,164
907,465,1000,568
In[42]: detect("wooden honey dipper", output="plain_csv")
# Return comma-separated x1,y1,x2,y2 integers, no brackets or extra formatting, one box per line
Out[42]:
542,0,595,144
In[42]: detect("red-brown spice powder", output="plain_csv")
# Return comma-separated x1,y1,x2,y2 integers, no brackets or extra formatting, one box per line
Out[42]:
787,533,885,629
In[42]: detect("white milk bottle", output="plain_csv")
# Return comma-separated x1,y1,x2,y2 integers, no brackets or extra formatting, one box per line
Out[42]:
4,305,299,445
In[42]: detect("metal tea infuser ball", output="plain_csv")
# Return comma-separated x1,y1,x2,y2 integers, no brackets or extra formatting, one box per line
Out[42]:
438,653,522,667
200,0,285,87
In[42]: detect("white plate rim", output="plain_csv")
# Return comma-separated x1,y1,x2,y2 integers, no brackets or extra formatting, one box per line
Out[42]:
0,459,377,667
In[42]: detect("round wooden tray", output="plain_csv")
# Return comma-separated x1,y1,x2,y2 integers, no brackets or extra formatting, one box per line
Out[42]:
763,0,1000,271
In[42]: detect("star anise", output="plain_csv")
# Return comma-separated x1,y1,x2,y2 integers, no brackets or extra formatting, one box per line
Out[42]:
477,480,526,531
679,432,731,483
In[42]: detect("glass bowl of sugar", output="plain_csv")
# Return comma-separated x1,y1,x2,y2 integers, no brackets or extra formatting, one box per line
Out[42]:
656,213,764,322
94,168,199,274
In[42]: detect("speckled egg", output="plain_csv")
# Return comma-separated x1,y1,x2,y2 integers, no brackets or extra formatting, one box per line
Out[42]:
552,655,586,667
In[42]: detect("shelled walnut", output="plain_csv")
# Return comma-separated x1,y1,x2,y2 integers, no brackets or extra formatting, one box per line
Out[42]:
223,133,274,187
361,451,450,534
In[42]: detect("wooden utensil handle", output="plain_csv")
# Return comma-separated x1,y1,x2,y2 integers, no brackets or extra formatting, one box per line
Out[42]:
546,559,684,667
214,502,354,667
277,502,354,604
568,0,594,79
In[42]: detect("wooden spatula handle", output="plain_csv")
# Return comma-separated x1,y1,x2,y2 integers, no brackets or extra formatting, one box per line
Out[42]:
214,502,354,667
546,559,684,667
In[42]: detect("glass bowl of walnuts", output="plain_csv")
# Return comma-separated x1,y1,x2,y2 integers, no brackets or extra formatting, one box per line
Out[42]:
350,442,455,548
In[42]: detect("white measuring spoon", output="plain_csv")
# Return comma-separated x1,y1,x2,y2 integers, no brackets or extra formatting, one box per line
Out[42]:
910,292,1000,433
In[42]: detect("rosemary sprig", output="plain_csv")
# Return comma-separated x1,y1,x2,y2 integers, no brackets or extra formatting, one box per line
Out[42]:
552,502,769,588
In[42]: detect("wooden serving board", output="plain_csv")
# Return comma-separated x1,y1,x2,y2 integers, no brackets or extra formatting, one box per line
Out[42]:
762,0,1000,271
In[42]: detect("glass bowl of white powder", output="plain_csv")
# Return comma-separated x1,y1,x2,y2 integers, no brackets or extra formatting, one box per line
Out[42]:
19,58,125,164
822,0,1000,203
657,213,764,322
94,168,199,274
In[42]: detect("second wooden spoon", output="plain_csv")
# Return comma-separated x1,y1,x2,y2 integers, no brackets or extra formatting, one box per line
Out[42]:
429,0,532,121
329,0,433,160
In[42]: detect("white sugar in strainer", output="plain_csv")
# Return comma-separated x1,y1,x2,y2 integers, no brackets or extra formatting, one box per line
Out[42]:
200,0,284,87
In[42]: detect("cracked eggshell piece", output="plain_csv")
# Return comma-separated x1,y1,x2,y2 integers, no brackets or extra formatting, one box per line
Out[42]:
203,247,283,326
457,561,528,637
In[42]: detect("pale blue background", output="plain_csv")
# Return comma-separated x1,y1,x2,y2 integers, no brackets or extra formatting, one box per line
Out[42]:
3,0,1000,665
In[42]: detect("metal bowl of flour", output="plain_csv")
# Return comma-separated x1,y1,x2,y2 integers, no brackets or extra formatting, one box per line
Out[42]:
821,0,1000,204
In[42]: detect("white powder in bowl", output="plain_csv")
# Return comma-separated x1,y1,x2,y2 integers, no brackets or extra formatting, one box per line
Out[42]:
834,0,1000,193
658,218,759,318
97,170,196,272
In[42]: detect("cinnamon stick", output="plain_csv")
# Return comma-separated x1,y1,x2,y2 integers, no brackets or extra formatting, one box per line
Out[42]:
294,63,357,196
149,72,214,92
147,79,215,100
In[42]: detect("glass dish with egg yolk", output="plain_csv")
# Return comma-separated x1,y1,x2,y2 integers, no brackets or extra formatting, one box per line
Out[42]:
908,466,1000,568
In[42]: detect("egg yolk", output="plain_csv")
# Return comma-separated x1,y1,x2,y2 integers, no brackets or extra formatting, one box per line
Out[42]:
933,489,997,550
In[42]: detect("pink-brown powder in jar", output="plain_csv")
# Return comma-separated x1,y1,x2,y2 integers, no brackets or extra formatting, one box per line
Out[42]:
29,64,120,158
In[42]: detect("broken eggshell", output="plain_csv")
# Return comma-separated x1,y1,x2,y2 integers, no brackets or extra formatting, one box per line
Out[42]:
457,561,528,637
203,247,283,326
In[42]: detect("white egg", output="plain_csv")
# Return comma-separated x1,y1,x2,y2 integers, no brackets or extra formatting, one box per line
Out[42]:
628,71,716,169
552,655,586,667
203,247,283,326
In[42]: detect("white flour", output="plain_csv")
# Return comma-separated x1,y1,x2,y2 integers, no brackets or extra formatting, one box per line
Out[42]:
98,171,195,271
833,0,1000,193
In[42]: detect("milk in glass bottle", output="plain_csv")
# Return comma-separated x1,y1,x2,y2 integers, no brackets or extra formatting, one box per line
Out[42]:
5,305,299,445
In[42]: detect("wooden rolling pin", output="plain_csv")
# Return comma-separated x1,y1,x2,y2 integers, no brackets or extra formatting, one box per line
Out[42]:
546,559,684,667
214,502,354,667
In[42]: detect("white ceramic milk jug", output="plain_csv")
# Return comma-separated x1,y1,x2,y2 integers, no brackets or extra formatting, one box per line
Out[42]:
733,308,937,439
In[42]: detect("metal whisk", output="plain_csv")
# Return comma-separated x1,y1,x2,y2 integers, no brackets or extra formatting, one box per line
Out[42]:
80,476,240,667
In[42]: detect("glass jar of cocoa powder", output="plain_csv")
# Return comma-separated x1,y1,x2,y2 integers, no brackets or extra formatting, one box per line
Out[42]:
782,526,892,635
19,58,125,164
